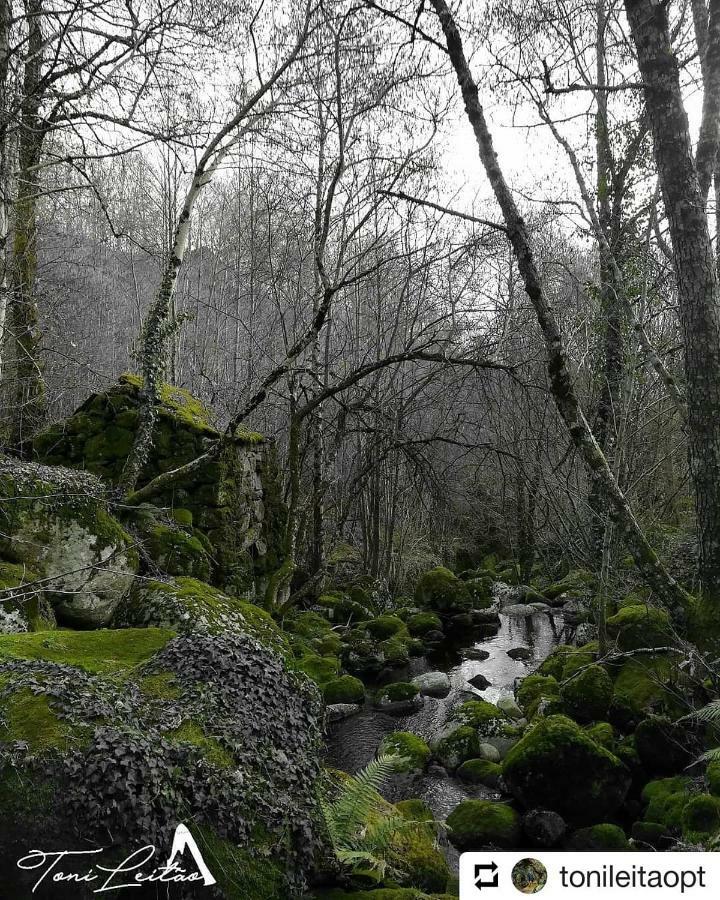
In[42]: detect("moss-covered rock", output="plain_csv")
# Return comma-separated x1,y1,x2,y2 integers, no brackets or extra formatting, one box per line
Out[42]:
457,758,502,787
323,675,365,705
631,820,670,848
375,682,423,714
0,626,322,899
566,823,630,851
641,776,693,830
407,611,442,636
32,376,285,597
543,569,596,601
516,674,561,716
465,576,494,609
682,794,720,843
560,665,613,723
365,615,406,639
143,522,211,580
414,566,472,615
612,654,686,718
0,560,55,632
380,732,431,771
606,604,674,651
446,800,521,850
0,460,138,627
584,722,615,748
634,715,692,773
707,760,720,796
502,715,631,823
432,726,480,771
449,699,507,736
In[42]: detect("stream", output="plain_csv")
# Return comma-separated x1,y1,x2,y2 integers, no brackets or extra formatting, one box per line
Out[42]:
325,585,570,867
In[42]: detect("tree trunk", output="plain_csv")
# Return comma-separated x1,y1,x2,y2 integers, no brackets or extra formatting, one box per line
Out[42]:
625,0,720,597
429,0,689,614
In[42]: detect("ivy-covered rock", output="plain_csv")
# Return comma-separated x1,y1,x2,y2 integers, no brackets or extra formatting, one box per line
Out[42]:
414,566,472,616
606,604,674,651
0,626,322,899
380,732,431,772
0,460,138,627
446,800,521,850
113,576,287,652
32,375,286,596
502,715,631,823
560,665,613,723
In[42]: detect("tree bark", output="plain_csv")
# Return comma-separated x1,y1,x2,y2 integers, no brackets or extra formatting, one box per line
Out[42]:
625,0,720,597
429,0,689,614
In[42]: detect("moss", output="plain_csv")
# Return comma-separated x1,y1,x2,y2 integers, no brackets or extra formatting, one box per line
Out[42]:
516,674,560,715
450,699,505,730
606,604,673,651
294,652,339,686
323,675,365,705
585,721,614,748
634,715,690,773
391,822,449,893
707,760,720,796
465,576,494,609
380,732,431,771
119,374,215,432
682,794,720,843
164,720,234,769
414,566,472,615
612,654,683,717
190,824,287,900
145,524,211,580
380,635,411,665
433,726,480,771
632,820,669,846
0,689,81,751
381,682,418,703
642,776,692,829
560,642,599,679
407,612,442,636
560,665,613,723
457,758,502,786
365,615,406,639
170,507,193,527
139,672,181,700
567,823,630,850
288,611,333,640
313,634,344,656
502,715,630,823
0,627,175,674
536,645,573,680
446,800,521,850
395,799,434,822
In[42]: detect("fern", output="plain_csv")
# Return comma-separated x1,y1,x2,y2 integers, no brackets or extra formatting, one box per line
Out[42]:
693,700,720,725
320,753,416,880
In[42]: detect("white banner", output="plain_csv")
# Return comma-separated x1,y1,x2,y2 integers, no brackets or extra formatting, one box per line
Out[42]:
459,851,717,900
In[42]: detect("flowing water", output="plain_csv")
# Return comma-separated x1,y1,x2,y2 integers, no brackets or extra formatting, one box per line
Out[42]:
325,588,568,824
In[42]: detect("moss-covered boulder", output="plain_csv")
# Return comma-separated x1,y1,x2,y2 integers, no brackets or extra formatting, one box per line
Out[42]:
380,732,431,772
0,626,322,899
0,460,138,627
375,682,423,715
641,775,692,830
634,715,692,773
142,519,212,580
323,675,365,705
365,615,405,639
560,665,613,723
606,604,674,651
542,569,596,602
32,375,285,596
502,715,631,823
414,566,472,615
449,699,507,737
516,674,561,717
113,576,287,651
406,611,442,636
566,823,630,851
432,725,480,771
446,800,521,850
682,794,720,844
457,758,502,787
612,654,687,718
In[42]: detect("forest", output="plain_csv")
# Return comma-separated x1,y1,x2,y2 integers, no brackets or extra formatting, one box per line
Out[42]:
1,0,720,896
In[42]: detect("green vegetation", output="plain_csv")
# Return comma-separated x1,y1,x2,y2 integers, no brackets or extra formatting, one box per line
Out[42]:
446,800,521,850
414,566,472,615
380,733,431,772
324,675,365,705
560,664,613,723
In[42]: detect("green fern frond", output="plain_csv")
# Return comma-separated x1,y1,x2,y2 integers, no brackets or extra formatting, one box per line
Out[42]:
700,747,720,762
692,701,720,724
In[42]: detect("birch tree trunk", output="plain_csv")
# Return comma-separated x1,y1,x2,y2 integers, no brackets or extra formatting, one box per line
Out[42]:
429,0,689,614
625,0,720,598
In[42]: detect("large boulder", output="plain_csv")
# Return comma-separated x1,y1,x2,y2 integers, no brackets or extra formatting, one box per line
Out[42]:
502,715,631,823
606,604,674,651
446,800,521,850
559,664,613,723
33,375,286,596
0,625,322,899
414,566,472,615
0,460,138,627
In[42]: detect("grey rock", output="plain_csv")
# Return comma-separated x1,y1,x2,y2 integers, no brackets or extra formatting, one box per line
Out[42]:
522,808,567,848
497,695,523,719
412,670,451,698
464,648,491,661
477,742,502,763
326,703,362,722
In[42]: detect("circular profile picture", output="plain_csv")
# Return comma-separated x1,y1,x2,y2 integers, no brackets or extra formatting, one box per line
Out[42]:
512,858,548,894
